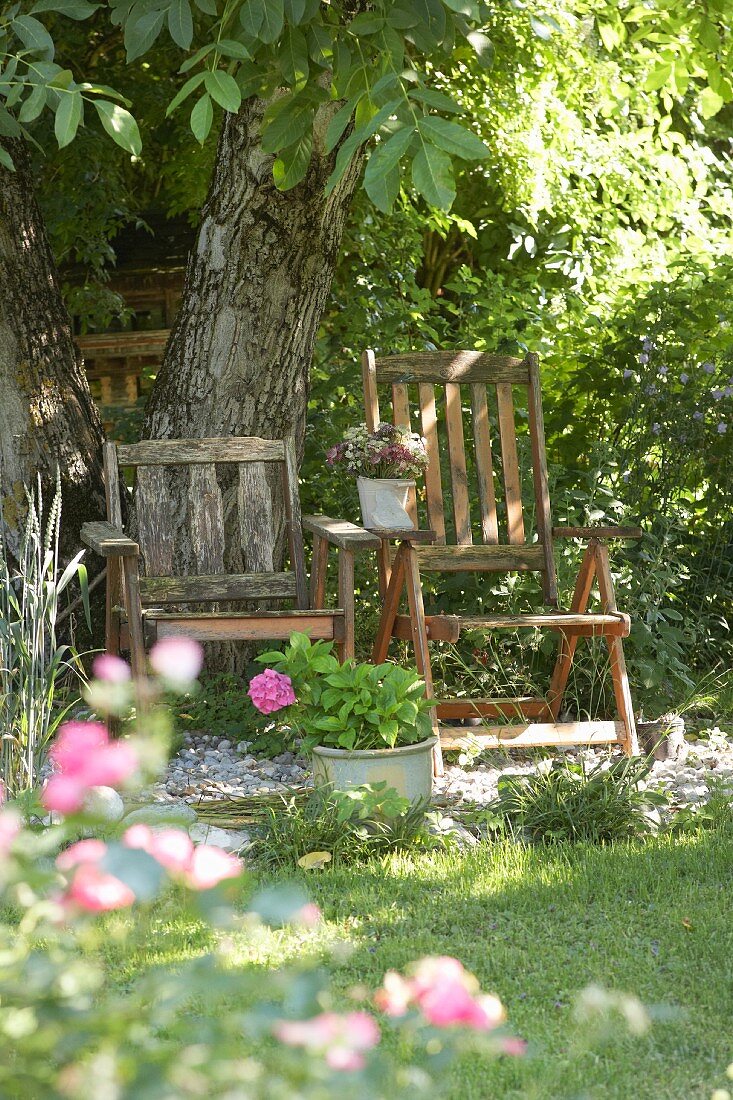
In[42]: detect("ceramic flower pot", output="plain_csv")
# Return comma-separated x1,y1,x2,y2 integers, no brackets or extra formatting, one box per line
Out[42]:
311,736,437,805
356,477,415,530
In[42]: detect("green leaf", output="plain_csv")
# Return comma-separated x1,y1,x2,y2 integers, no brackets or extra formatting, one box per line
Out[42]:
699,87,724,119
529,14,553,40
193,0,216,12
190,92,213,142
31,0,99,18
54,90,83,148
18,84,47,122
280,25,308,84
412,143,455,209
261,97,313,153
11,14,54,53
240,0,283,43
466,29,493,69
179,42,215,72
273,130,312,188
363,125,413,210
217,38,251,59
417,115,489,159
0,107,22,138
0,146,15,171
204,69,242,112
643,61,673,92
409,87,463,114
325,97,356,154
349,11,384,35
125,8,165,61
442,0,478,17
165,70,206,115
284,0,305,23
94,99,142,155
168,0,193,48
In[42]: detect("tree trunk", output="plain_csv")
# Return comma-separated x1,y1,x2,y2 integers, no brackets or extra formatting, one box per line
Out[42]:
0,139,106,562
143,97,363,581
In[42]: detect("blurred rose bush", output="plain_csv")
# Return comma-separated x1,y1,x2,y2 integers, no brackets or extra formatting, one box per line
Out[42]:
0,638,522,1098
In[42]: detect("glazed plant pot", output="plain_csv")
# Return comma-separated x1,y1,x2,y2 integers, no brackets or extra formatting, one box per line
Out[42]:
311,736,437,805
356,477,415,530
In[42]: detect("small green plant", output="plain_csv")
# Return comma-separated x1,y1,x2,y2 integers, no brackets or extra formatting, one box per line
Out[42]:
667,777,733,835
488,756,668,844
255,633,433,751
0,474,89,798
175,671,287,756
255,781,439,867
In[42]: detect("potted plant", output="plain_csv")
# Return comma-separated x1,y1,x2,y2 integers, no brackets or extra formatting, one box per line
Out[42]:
326,423,429,530
247,633,437,804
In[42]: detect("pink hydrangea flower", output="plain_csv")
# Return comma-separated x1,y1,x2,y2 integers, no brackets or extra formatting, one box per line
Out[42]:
92,654,131,683
149,637,203,685
248,669,296,715
42,721,139,814
274,1011,380,1072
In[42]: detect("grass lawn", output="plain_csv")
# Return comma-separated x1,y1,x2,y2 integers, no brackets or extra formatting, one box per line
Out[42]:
117,829,733,1100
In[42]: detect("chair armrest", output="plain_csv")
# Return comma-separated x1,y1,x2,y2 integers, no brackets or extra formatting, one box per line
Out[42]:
552,526,642,541
81,521,140,557
302,515,381,551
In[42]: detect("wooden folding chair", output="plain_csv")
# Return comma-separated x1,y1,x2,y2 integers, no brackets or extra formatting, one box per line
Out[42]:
81,436,379,678
363,350,641,772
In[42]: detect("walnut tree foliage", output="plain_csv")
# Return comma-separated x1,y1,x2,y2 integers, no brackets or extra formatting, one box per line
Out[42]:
0,0,141,168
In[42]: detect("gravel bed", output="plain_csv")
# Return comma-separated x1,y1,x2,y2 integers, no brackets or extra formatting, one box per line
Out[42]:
149,727,733,813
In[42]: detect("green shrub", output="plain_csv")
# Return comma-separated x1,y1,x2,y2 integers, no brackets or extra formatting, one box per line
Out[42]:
488,757,668,845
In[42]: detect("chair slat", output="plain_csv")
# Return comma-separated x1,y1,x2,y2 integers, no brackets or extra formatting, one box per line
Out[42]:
362,349,381,431
373,351,530,384
140,572,297,604
117,437,285,466
190,465,225,575
495,383,525,544
527,353,558,603
136,466,174,575
238,463,275,572
392,382,418,526
470,383,499,544
393,544,545,571
418,382,446,544
444,383,472,544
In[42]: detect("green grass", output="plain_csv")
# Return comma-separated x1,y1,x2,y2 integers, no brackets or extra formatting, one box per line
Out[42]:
113,830,733,1100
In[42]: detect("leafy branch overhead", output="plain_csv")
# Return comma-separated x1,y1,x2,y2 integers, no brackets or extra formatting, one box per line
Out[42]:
113,0,516,210
0,0,141,169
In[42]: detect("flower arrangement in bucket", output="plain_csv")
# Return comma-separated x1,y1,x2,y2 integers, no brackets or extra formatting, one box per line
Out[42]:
326,423,429,530
248,633,436,804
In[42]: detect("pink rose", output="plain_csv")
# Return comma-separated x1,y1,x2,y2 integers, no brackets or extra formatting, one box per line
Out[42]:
274,1011,379,1072
149,637,203,686
65,862,135,912
183,844,243,890
0,809,22,859
123,824,194,875
374,956,508,1034
56,838,108,871
248,669,296,715
42,721,139,814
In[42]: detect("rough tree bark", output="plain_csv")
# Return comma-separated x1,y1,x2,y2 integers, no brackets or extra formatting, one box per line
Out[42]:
143,96,363,580
0,138,106,562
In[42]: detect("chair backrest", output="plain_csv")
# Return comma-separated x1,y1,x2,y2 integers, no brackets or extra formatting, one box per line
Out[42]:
362,350,558,605
104,435,309,609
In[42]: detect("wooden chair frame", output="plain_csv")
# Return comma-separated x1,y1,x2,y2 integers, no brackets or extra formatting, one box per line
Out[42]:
81,436,380,678
361,349,641,773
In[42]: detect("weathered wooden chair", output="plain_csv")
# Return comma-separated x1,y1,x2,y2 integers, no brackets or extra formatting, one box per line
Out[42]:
81,436,379,679
362,349,641,770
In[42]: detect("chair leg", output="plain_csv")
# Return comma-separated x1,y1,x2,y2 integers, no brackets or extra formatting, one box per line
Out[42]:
594,543,638,755
337,548,355,661
309,534,328,609
547,542,597,719
121,557,147,684
105,557,122,656
403,544,443,778
371,543,407,664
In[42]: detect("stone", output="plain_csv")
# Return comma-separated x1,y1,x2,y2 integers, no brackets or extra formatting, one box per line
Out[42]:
123,802,197,827
84,786,125,822
189,823,251,853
